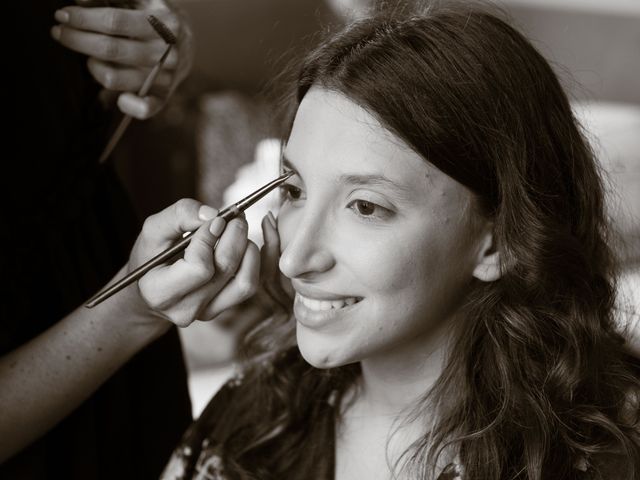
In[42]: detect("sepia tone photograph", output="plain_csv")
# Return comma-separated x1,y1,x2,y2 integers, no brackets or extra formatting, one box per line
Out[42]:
3,0,639,478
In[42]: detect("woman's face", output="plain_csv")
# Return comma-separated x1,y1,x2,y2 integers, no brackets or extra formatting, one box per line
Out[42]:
278,87,488,369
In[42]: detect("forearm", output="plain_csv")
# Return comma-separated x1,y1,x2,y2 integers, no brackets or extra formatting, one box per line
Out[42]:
0,267,169,463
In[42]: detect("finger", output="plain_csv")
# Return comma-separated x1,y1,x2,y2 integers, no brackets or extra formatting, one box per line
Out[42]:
183,217,225,267
87,58,173,93
138,219,224,310
117,92,166,119
140,199,216,252
51,26,177,68
213,217,250,281
261,212,294,305
200,241,260,320
55,7,179,40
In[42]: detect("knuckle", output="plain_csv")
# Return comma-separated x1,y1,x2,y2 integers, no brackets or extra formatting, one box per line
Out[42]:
174,198,198,219
70,10,85,29
215,260,234,277
173,317,193,328
141,214,157,234
102,38,120,59
192,262,215,284
101,69,119,89
235,279,257,300
106,10,123,34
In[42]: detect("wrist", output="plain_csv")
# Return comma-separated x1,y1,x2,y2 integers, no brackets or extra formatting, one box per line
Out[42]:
101,266,172,345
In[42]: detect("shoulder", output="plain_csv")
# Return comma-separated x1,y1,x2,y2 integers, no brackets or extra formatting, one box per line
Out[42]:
159,372,249,480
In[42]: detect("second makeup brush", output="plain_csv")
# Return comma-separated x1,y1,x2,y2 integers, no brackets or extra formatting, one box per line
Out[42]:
98,15,177,164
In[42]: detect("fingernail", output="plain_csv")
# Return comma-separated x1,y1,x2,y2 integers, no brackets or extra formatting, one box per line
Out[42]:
209,217,226,237
118,93,148,119
54,9,70,24
50,25,61,40
198,205,217,221
267,211,277,229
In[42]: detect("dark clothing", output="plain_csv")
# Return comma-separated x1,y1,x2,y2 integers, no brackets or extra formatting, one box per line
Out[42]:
160,376,339,480
2,1,191,478
160,370,463,480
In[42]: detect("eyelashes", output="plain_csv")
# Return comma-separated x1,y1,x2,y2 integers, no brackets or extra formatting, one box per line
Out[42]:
280,183,392,222
280,183,303,201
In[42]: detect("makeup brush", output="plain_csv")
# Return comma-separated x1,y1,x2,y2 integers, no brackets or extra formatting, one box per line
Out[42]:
98,15,177,164
85,170,294,308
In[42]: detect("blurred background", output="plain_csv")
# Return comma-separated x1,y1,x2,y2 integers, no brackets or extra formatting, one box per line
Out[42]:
109,0,640,416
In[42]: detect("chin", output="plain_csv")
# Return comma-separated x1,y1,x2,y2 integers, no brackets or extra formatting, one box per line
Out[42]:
296,324,356,369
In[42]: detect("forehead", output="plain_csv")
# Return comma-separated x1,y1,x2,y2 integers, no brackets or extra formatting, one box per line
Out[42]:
286,88,430,180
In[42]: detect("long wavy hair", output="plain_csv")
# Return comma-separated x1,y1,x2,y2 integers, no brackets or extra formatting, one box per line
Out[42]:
222,3,640,479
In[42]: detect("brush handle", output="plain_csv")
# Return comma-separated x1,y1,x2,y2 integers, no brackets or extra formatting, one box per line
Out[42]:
138,44,173,97
98,114,132,164
84,205,241,308
84,171,292,308
98,44,173,164
85,231,194,308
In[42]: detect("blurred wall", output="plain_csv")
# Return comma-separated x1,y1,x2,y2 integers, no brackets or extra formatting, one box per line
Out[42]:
505,2,639,104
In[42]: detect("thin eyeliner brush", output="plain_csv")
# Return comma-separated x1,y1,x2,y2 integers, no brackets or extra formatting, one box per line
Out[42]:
85,170,294,308
98,15,177,164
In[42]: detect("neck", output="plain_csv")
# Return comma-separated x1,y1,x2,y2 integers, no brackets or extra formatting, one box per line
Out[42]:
355,321,452,418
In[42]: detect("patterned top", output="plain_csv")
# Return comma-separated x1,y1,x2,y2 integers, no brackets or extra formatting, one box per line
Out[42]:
160,370,464,480
160,363,607,480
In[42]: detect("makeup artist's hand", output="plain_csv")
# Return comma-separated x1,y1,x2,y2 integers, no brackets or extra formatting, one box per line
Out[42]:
50,0,193,119
129,199,260,329
212,211,295,335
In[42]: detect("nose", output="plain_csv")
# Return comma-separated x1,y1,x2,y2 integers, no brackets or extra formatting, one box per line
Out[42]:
279,209,335,280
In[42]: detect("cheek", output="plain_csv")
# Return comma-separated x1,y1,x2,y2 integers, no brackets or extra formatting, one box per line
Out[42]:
359,227,474,319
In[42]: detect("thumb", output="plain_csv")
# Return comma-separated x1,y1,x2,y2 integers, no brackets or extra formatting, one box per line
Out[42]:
118,93,164,120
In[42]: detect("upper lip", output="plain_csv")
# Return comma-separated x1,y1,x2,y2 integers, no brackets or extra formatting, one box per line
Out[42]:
292,282,361,301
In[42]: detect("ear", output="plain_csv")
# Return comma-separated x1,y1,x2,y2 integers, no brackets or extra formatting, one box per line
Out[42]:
472,227,502,282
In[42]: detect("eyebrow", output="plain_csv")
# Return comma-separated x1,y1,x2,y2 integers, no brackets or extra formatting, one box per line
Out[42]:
282,154,413,197
281,156,298,175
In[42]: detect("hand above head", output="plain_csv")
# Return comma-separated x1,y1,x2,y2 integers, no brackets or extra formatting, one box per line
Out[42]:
130,198,260,330
51,0,194,119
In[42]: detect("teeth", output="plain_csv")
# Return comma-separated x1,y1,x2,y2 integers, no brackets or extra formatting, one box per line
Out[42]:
330,300,344,309
298,294,360,311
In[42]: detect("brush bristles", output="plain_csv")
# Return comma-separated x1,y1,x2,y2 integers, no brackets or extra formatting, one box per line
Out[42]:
147,15,177,45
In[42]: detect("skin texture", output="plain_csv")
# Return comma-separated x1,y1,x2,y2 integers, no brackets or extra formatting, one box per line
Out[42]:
278,88,495,374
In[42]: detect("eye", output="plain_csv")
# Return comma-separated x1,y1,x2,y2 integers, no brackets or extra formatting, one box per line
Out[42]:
280,183,304,202
352,200,376,216
347,199,391,220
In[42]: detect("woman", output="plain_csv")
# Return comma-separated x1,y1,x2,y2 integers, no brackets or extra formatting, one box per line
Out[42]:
161,4,640,479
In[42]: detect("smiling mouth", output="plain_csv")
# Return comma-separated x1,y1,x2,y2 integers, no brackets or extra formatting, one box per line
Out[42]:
296,293,363,312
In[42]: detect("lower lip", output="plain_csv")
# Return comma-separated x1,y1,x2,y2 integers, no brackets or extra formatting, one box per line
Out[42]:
293,294,361,329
